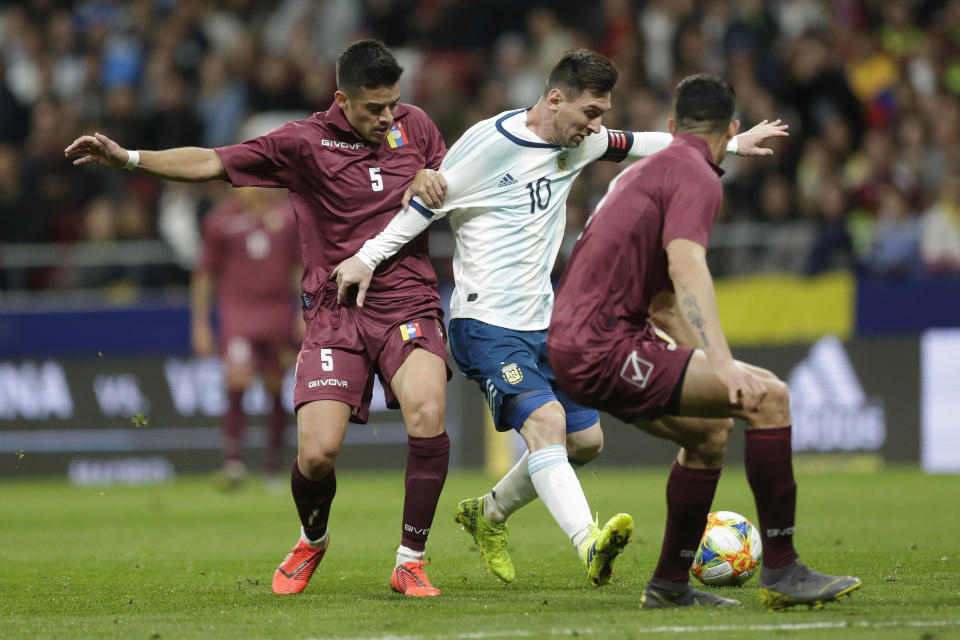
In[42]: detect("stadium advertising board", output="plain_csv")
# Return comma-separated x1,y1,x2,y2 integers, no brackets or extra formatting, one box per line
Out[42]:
0,336,923,479
0,355,475,480
592,335,919,468
921,329,960,472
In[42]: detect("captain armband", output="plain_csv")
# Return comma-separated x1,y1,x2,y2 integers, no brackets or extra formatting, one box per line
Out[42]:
598,130,635,162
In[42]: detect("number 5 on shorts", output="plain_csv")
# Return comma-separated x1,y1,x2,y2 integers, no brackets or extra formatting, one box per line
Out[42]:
321,348,334,371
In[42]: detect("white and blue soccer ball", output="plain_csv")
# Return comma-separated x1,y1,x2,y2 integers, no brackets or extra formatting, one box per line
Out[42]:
690,510,762,586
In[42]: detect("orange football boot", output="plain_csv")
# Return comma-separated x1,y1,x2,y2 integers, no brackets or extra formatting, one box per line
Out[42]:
389,560,441,596
272,536,328,594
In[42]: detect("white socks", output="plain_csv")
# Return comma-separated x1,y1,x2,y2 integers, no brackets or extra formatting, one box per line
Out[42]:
301,527,328,549
484,450,537,524
527,444,593,552
395,545,423,567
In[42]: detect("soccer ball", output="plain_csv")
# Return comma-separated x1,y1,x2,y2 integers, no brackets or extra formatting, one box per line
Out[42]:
690,511,762,586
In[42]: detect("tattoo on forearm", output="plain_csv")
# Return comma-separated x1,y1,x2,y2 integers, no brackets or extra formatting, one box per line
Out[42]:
681,295,710,347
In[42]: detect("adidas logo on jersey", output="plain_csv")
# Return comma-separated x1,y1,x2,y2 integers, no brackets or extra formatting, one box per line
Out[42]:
497,173,517,188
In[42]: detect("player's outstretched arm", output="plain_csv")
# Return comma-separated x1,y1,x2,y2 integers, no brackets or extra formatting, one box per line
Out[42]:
731,119,789,157
628,120,787,160
65,133,227,182
665,238,767,410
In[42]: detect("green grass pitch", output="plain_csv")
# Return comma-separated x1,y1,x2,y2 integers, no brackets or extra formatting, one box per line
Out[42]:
3,466,959,639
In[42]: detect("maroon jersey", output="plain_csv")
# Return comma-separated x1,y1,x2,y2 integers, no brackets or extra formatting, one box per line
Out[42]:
197,198,300,339
550,134,724,350
214,102,446,302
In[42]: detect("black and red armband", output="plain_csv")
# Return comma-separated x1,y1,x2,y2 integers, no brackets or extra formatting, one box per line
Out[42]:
598,130,634,162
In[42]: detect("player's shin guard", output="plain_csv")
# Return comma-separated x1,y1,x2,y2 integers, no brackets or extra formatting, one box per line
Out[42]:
402,432,450,551
745,427,798,569
653,461,721,583
291,459,336,542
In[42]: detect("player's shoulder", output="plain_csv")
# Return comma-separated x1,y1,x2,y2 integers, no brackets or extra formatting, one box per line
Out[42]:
269,113,320,132
394,103,439,132
273,110,342,138
656,142,717,178
396,102,428,121
442,111,517,170
458,110,513,142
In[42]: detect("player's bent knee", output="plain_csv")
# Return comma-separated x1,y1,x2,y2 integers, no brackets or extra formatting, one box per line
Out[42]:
298,449,338,478
758,378,791,427
703,419,733,459
522,404,567,449
567,427,603,463
684,418,732,466
402,396,446,436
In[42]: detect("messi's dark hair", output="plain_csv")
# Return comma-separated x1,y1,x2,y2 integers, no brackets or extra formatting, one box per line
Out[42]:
673,74,736,134
336,40,403,95
543,49,618,98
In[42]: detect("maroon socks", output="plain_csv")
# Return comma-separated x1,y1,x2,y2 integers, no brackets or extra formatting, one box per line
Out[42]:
223,389,245,463
401,432,450,552
291,459,336,541
745,426,798,569
653,461,722,584
264,392,286,474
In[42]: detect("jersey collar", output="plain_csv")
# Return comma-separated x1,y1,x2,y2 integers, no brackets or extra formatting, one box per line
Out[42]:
673,133,725,177
495,108,560,149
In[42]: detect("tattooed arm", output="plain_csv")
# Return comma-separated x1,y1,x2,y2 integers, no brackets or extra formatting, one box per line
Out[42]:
665,238,766,409
664,239,729,356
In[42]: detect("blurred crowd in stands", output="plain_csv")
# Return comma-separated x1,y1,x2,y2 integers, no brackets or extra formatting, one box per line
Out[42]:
2,0,960,290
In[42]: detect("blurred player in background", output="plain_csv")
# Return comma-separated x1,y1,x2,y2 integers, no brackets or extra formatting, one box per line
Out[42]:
547,73,861,609
66,40,452,597
191,186,301,489
332,50,786,586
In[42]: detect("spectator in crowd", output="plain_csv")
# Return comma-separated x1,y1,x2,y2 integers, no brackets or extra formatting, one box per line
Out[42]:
921,168,960,274
0,1,958,285
806,177,855,275
866,182,923,279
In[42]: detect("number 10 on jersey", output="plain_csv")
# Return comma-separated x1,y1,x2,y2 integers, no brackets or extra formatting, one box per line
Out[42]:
525,178,551,214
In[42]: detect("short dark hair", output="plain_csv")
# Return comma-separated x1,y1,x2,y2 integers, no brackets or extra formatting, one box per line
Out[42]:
543,49,618,99
673,74,736,134
336,40,403,95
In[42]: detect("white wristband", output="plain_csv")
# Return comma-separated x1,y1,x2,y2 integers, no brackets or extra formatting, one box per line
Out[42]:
123,150,140,170
726,136,739,156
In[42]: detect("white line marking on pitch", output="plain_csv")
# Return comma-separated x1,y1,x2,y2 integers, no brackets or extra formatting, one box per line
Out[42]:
320,619,960,640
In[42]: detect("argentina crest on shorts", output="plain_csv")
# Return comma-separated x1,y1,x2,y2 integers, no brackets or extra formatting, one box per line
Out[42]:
501,362,523,384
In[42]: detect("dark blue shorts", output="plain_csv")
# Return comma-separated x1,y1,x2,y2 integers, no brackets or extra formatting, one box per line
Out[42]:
449,318,600,433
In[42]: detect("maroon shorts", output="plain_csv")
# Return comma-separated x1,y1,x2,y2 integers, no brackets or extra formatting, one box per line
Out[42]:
221,333,297,377
294,281,449,423
548,323,693,423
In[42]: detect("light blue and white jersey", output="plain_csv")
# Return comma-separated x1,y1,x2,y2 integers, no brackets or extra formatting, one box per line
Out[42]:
409,108,672,330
